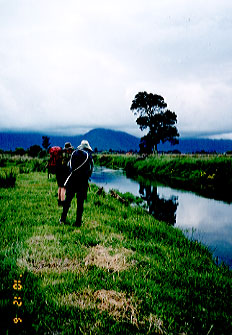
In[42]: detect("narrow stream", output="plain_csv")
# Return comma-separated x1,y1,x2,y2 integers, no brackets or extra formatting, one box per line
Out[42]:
91,166,232,269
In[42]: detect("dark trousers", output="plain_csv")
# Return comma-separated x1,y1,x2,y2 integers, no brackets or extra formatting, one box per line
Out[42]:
61,187,87,225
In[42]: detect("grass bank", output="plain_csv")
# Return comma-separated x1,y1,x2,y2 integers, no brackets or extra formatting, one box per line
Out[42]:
0,154,48,188
93,154,232,203
0,154,48,174
1,171,232,334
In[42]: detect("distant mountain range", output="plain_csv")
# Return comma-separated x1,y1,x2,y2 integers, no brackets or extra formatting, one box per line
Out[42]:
0,128,140,152
159,138,232,153
1,128,232,153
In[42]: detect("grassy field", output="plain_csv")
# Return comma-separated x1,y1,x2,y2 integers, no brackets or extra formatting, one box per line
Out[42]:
1,165,232,334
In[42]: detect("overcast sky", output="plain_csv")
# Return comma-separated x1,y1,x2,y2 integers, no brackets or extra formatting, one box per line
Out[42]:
0,0,232,138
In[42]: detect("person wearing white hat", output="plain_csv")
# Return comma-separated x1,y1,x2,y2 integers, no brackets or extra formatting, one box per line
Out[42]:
60,140,93,226
77,140,93,152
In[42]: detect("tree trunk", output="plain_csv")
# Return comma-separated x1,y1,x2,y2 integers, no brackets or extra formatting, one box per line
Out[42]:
153,144,158,154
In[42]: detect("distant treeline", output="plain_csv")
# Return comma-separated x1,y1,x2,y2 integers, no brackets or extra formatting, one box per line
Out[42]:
1,144,232,158
0,145,48,158
1,129,232,153
0,146,131,157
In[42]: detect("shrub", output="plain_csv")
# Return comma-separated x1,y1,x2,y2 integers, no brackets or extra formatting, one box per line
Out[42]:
0,168,17,188
15,147,26,156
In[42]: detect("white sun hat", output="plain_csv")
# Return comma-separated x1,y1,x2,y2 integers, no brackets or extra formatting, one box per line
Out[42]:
77,140,93,152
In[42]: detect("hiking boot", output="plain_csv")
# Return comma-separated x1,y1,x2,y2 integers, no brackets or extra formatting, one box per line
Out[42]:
59,218,65,224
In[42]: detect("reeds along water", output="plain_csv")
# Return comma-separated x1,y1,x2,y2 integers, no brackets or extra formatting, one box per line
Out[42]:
93,153,232,203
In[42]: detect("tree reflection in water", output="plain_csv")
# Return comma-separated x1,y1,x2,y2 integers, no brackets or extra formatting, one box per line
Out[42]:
139,183,178,226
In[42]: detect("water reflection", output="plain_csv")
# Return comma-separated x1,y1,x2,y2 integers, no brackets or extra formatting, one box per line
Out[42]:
139,183,178,226
91,166,232,268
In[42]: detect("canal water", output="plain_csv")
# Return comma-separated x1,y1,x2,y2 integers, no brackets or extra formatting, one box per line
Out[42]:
91,166,232,269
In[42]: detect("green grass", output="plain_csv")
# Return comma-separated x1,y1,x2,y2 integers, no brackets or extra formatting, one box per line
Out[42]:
1,171,232,334
0,153,48,174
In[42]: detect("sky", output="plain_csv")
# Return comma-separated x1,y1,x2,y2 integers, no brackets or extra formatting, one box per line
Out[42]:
0,0,232,139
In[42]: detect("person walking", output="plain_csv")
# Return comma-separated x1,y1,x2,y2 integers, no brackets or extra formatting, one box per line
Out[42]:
56,142,74,207
60,140,94,226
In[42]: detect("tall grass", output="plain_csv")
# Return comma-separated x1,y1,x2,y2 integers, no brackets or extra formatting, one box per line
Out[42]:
1,170,232,334
0,168,17,188
93,154,232,202
0,154,48,173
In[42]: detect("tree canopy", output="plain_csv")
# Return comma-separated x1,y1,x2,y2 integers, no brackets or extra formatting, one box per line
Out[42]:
42,136,51,151
130,91,179,153
28,145,42,157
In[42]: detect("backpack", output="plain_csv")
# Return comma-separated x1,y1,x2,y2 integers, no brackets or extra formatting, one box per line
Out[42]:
48,146,62,175
64,149,93,187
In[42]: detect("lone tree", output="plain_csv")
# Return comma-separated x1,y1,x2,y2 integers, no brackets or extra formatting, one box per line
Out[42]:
42,136,51,151
131,91,179,153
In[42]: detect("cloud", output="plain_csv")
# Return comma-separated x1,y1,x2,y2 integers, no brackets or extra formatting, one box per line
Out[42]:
0,0,232,138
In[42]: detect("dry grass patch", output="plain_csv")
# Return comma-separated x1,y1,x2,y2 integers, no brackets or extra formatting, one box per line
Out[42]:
58,289,166,333
58,288,138,325
84,244,134,272
18,255,81,273
18,234,81,273
58,288,95,310
95,290,166,334
28,234,57,245
94,289,139,326
32,257,80,273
